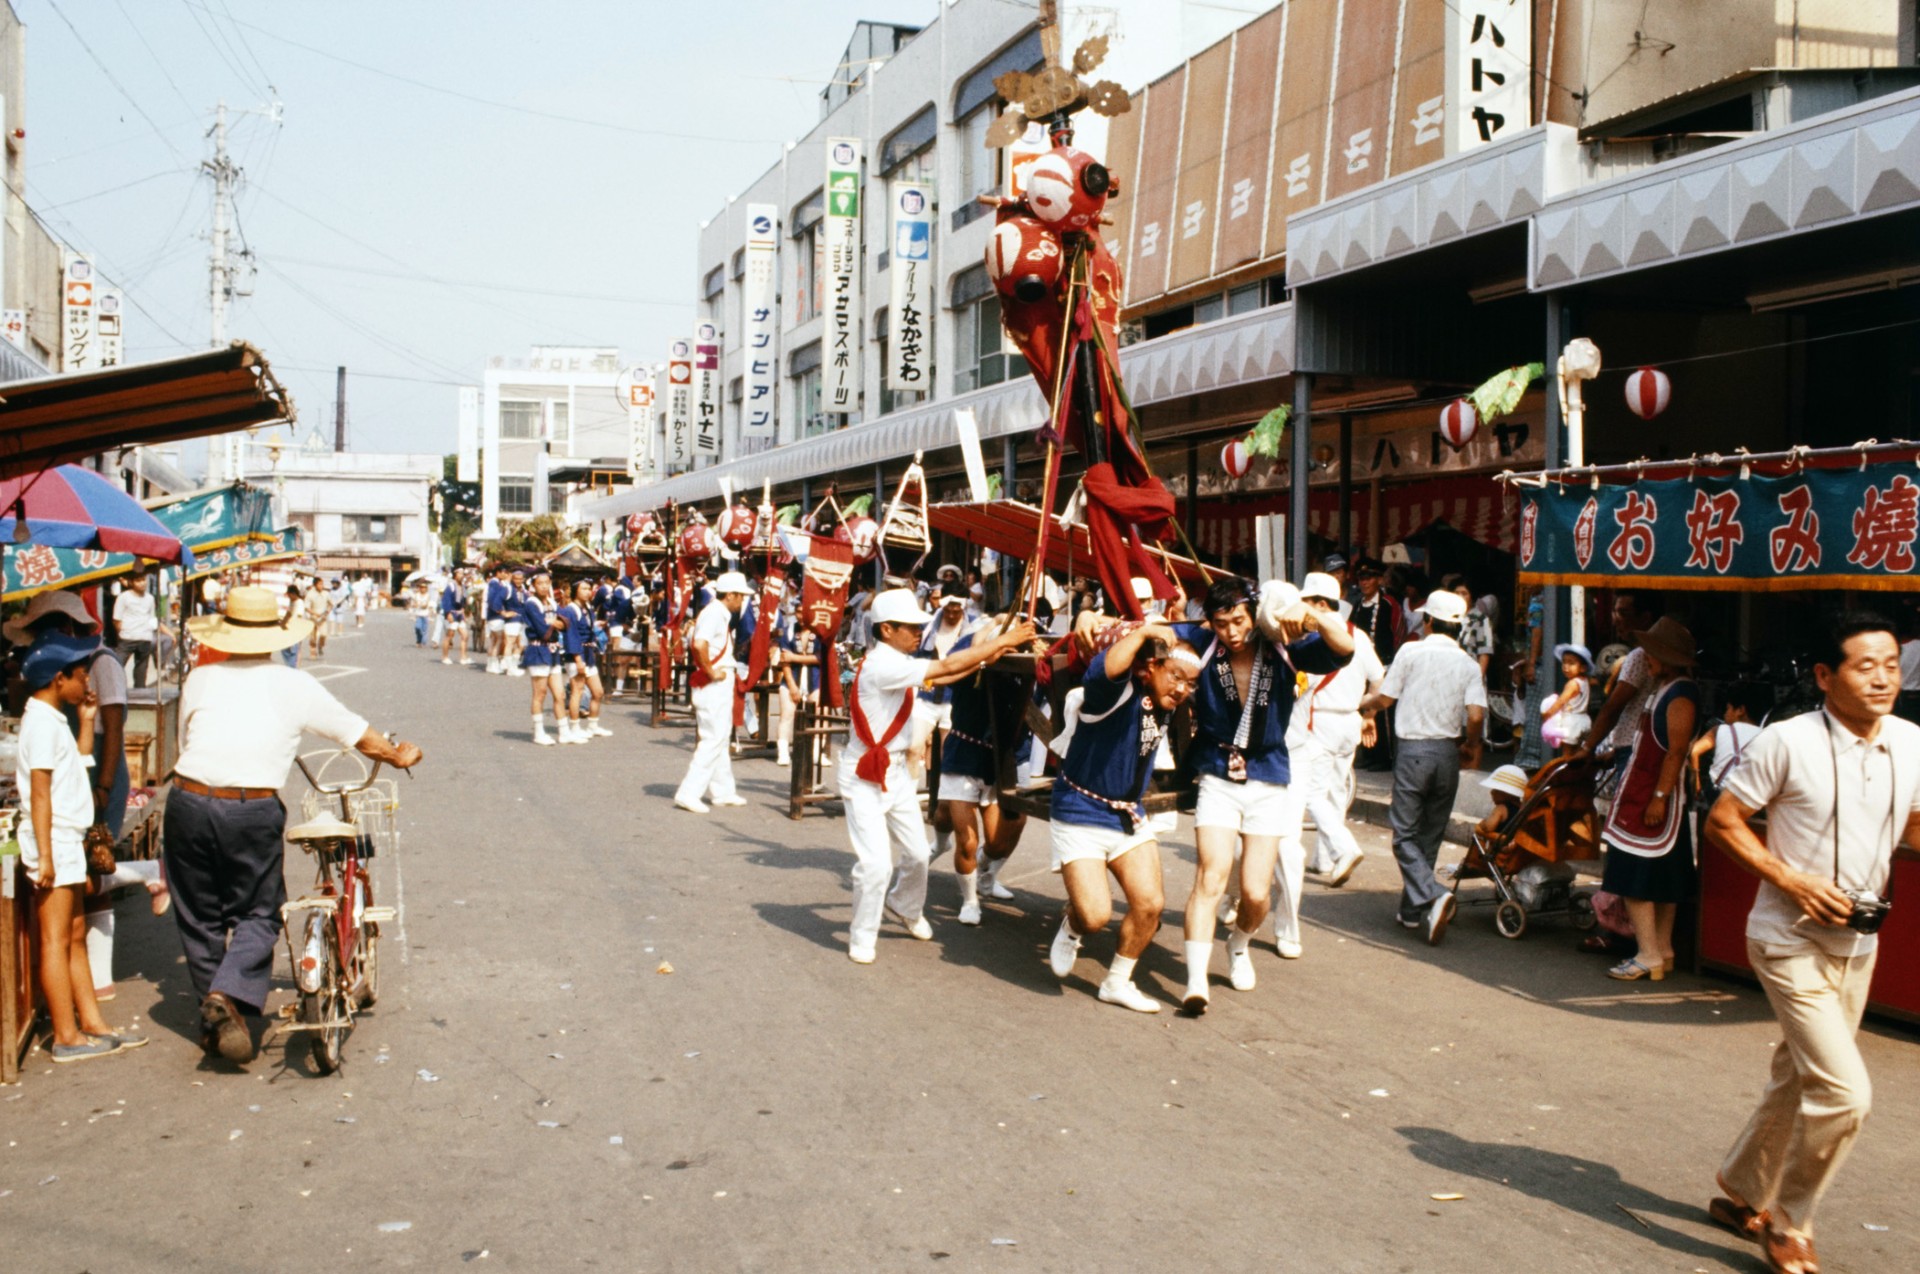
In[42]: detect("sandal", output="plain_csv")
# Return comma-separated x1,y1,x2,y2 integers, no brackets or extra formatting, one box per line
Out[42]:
1707,1195,1769,1242
1763,1226,1819,1274
1607,957,1665,981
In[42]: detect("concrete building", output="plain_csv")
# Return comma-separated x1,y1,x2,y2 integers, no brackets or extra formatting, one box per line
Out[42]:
245,435,440,591
0,0,80,378
473,345,629,540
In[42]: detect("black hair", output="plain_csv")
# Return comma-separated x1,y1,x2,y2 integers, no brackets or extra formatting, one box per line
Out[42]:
1428,618,1462,640
1614,589,1662,622
1204,577,1256,618
1439,572,1469,594
1721,681,1770,719
1813,611,1897,672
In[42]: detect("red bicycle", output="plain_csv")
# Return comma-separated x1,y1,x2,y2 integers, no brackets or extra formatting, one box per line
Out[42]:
279,747,398,1073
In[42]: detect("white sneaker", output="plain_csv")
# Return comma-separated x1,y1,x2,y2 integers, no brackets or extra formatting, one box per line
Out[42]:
1228,945,1257,991
509,667,525,677
533,728,554,746
711,794,748,807
886,907,933,940
1048,917,1081,977
1325,850,1365,888
459,658,473,666
775,746,791,766
1181,982,1210,1015
561,723,587,745
958,902,983,926
674,796,710,814
847,945,876,965
1277,939,1304,960
982,869,1015,901
441,657,452,665
1098,979,1161,1013
487,660,501,675
589,722,614,738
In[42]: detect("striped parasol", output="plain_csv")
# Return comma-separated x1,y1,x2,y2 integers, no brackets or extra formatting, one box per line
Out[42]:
0,463,191,563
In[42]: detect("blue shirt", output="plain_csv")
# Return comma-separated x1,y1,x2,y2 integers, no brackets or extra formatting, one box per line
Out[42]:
439,582,464,617
556,603,590,657
778,615,821,694
1050,659,1164,832
484,578,510,620
940,633,996,782
516,594,557,647
1173,622,1349,786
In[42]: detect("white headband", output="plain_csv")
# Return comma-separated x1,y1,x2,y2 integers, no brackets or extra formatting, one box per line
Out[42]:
1167,648,1203,672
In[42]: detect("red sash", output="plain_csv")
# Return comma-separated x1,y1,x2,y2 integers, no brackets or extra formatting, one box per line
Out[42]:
851,668,916,790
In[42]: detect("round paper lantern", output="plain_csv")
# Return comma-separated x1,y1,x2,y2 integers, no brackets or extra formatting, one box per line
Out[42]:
1023,146,1111,231
834,514,879,564
719,501,757,549
1439,398,1479,449
677,520,717,564
1624,366,1670,419
986,214,1064,305
1221,438,1252,479
625,511,655,538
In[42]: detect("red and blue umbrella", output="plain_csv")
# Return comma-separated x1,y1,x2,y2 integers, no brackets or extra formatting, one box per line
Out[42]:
0,463,192,564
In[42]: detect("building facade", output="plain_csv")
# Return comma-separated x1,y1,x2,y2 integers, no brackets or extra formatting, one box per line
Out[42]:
246,438,440,591
473,345,629,540
0,0,82,377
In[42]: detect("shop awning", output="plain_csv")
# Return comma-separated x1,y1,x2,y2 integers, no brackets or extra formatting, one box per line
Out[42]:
182,526,307,581
1511,444,1920,591
3,481,277,601
928,499,1216,589
0,343,296,480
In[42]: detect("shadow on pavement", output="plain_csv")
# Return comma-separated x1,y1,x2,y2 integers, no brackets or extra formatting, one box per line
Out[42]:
753,899,851,955
1395,1126,1740,1266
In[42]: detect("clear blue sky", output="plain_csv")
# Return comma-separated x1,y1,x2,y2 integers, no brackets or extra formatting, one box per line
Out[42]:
14,0,936,459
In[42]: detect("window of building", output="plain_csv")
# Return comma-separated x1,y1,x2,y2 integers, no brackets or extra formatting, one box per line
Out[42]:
1142,305,1195,341
340,515,396,544
882,104,938,177
1228,282,1266,316
498,482,533,514
1193,292,1227,326
548,485,569,512
953,296,1025,394
500,401,542,440
731,247,746,280
797,368,825,437
703,264,726,299
792,190,824,323
951,29,1043,230
550,401,569,440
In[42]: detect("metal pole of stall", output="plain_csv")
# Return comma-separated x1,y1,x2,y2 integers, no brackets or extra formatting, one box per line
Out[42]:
1541,294,1568,712
1290,372,1312,583
1184,439,1198,554
1337,413,1353,557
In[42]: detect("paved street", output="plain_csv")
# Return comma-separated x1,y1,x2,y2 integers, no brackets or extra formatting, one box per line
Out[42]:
5,613,1918,1272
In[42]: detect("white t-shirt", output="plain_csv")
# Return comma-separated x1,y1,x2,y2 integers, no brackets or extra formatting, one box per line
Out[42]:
16,697,93,858
1708,720,1761,787
841,641,928,773
1379,634,1488,741
691,601,734,680
114,588,158,642
1721,710,1920,957
1601,647,1653,754
1287,628,1386,756
175,659,371,790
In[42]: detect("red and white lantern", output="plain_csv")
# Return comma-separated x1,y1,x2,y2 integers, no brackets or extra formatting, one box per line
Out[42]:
986,214,1064,306
1022,146,1112,232
1439,398,1479,449
625,511,656,539
677,520,718,564
1624,366,1670,419
835,514,879,565
1221,437,1252,479
719,501,757,549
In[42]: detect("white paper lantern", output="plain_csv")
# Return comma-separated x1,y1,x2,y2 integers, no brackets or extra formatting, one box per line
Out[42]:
1624,366,1671,419
1439,398,1479,449
1221,438,1252,479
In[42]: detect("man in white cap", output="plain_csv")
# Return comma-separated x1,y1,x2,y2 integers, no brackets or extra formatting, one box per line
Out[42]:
1272,571,1386,953
841,588,1033,963
1360,588,1487,944
673,571,755,813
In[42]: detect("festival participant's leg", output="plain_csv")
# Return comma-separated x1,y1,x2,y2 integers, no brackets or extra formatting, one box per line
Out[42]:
703,681,743,804
585,670,612,735
528,654,555,745
979,800,1024,900
440,618,455,665
1389,739,1455,937
458,622,472,665
1052,855,1114,978
1099,839,1165,1013
842,778,894,961
943,798,983,923
1185,776,1243,1012
881,785,932,933
674,683,727,809
1234,826,1287,981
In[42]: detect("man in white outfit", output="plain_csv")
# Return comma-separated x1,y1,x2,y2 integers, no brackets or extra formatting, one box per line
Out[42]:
673,572,754,814
1273,572,1386,957
840,588,1033,964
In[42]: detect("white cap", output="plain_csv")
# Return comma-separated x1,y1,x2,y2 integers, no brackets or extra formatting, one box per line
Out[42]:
1481,764,1529,801
1417,589,1468,624
1300,572,1343,604
1130,576,1154,601
869,587,932,627
712,571,752,596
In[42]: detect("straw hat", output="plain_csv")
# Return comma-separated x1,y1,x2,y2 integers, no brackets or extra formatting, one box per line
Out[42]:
1635,616,1696,669
187,585,312,654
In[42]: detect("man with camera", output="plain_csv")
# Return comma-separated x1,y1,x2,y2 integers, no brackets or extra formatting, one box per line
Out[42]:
1705,613,1920,1274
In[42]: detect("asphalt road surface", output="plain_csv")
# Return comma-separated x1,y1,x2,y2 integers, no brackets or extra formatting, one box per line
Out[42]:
6,613,1917,1272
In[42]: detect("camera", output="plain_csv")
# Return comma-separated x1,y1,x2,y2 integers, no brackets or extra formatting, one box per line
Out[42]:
1843,889,1891,935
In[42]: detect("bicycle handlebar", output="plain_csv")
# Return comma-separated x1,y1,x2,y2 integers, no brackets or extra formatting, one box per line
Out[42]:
294,747,385,796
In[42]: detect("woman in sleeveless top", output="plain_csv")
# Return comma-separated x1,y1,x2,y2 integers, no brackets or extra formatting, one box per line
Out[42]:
1600,619,1700,981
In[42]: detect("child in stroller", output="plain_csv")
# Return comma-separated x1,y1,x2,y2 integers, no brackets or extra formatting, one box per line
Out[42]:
1451,756,1602,938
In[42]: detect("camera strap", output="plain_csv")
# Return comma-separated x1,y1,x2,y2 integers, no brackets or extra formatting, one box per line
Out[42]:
1824,710,1899,901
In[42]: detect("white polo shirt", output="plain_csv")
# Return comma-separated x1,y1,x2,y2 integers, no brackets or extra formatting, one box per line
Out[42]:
1379,633,1487,741
690,600,734,679
113,588,157,642
1721,709,1920,957
16,697,94,860
176,659,370,790
841,641,929,773
1287,628,1385,756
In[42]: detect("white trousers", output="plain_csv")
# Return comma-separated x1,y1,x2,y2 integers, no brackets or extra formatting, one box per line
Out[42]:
1293,734,1363,874
675,679,737,804
841,765,929,953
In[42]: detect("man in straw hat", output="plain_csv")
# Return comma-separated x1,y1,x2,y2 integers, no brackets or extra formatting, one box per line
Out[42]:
166,586,422,1063
1360,588,1486,946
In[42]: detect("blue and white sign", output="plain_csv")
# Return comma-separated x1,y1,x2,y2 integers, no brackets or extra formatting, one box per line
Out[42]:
741,203,779,447
886,179,933,395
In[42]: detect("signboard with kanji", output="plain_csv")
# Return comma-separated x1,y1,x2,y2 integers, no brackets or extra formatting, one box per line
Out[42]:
1445,0,1531,152
885,181,932,394
1517,467,1920,592
665,339,693,473
740,203,778,448
822,136,863,417
692,322,720,456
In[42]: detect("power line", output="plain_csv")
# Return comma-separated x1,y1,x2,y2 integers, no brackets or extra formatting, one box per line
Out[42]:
270,255,690,307
36,167,194,213
224,13,784,146
260,259,473,384
179,0,271,99
44,0,190,165
212,0,278,96
114,0,199,117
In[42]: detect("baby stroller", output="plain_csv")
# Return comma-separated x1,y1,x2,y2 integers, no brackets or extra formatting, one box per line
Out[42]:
1451,756,1602,939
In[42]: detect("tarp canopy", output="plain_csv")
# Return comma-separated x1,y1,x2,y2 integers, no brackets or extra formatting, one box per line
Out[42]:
181,526,306,581
928,499,1217,589
2,481,275,601
1515,450,1920,592
0,343,295,480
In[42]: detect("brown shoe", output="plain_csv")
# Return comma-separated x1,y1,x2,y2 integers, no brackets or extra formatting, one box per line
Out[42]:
1707,1195,1769,1242
200,992,254,1063
1763,1226,1819,1274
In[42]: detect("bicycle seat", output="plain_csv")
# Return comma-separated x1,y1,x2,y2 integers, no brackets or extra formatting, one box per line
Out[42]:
286,816,357,844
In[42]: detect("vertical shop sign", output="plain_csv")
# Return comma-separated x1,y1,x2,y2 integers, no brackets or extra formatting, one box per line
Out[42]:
885,181,932,393
457,386,480,482
62,252,96,372
1446,0,1531,151
2,309,27,350
693,322,720,456
95,290,123,367
626,380,656,480
822,137,862,417
666,339,693,473
740,203,778,447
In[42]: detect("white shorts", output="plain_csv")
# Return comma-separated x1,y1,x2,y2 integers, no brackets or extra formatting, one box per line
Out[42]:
504,621,525,637
937,773,995,806
1193,774,1294,837
1050,820,1155,871
19,832,87,889
487,618,505,633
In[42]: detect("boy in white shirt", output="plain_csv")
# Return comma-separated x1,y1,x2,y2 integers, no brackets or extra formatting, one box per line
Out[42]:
18,631,145,1062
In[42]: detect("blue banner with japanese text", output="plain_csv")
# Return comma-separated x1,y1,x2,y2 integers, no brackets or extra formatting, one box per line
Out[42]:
1516,467,1920,592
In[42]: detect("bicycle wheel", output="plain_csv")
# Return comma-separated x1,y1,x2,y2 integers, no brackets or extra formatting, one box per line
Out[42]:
301,931,349,1074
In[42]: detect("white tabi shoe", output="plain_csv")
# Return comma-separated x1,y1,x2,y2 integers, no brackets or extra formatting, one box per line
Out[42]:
711,794,748,807
957,902,983,926
1098,979,1161,1013
673,796,710,814
886,907,933,940
1228,944,1257,991
981,866,1015,901
1048,917,1081,977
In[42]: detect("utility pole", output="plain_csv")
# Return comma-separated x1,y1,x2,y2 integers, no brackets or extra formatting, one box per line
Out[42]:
206,101,234,350
334,365,348,451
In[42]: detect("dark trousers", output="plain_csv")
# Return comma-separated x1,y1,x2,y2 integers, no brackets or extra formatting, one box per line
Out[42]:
1389,738,1461,919
163,786,287,1016
117,639,153,690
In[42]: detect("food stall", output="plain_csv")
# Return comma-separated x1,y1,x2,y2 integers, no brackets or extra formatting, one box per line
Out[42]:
1510,442,1920,1023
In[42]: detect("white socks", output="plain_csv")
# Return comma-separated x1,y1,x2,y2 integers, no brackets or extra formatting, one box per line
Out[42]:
958,869,979,908
1184,940,1212,998
1104,954,1138,988
1226,927,1252,957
